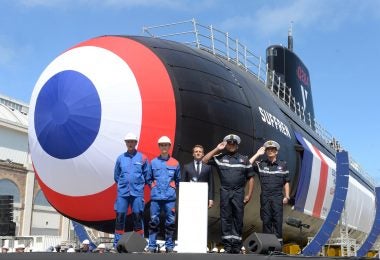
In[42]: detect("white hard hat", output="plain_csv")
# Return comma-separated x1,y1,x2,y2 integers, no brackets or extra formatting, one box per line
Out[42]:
219,248,225,253
82,239,90,245
97,243,105,249
67,248,76,253
16,244,25,249
212,247,218,253
158,136,171,144
124,133,138,141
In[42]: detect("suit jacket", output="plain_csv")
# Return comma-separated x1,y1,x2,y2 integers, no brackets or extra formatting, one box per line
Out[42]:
182,161,214,200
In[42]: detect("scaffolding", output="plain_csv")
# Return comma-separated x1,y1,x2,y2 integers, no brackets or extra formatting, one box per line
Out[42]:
309,209,357,257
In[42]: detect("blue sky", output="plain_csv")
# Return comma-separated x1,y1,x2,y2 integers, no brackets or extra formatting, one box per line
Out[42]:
1,0,379,184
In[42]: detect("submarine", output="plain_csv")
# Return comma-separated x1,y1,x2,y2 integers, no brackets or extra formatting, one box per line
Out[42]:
28,19,377,251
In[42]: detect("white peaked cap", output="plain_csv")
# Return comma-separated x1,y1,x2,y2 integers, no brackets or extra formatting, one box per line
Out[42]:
223,134,241,144
263,140,280,150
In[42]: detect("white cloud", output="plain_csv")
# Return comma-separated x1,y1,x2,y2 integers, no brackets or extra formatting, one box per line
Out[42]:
103,0,183,8
0,35,34,70
0,39,15,66
16,0,216,10
17,0,67,7
220,0,380,38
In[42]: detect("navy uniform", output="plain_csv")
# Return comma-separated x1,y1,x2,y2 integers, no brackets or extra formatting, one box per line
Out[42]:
253,141,289,240
207,134,254,253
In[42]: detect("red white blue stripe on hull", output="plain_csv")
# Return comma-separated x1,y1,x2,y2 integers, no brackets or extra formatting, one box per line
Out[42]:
294,132,375,234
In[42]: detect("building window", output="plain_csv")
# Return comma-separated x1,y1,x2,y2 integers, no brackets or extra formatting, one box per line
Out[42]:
34,190,51,206
0,179,20,202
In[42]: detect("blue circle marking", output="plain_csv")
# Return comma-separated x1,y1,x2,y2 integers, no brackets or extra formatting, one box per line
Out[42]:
34,70,102,159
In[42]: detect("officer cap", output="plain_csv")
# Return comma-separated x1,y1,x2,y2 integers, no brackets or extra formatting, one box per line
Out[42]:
223,134,241,144
124,132,138,141
263,140,280,150
158,136,171,144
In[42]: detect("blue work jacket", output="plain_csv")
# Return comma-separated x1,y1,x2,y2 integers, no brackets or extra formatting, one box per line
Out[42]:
114,150,150,197
148,156,181,201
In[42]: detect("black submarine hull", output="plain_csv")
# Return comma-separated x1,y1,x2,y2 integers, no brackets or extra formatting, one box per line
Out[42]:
28,35,375,246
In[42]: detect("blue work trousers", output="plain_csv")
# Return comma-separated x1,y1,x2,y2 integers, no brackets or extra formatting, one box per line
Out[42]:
148,200,176,251
113,196,144,247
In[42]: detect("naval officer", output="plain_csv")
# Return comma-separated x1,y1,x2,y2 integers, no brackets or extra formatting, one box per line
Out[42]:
249,140,290,244
203,134,254,254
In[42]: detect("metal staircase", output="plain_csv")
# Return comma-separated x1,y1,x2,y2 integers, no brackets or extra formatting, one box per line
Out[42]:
321,209,357,257
71,221,96,250
337,209,357,256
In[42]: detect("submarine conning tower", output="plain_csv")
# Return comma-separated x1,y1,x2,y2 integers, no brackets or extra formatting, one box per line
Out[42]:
266,29,316,130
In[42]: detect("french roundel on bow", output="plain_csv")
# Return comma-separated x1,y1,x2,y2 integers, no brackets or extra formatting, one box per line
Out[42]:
28,36,176,221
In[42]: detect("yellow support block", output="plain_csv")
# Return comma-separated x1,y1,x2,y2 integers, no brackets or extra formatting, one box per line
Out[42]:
366,250,377,257
326,247,337,256
283,243,301,255
324,246,341,256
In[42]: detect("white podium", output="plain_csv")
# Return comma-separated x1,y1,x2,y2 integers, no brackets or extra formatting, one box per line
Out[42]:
177,182,208,253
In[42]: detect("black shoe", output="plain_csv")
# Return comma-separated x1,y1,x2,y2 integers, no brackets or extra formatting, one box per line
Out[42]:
223,248,232,254
166,248,175,253
146,248,156,253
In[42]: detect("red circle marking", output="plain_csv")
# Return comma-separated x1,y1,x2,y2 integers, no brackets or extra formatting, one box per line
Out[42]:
34,36,176,221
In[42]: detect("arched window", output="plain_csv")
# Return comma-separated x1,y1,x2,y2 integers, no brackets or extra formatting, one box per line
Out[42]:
0,179,20,202
34,190,51,206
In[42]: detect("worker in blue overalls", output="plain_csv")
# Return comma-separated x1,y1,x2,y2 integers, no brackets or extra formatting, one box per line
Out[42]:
113,133,150,248
147,136,181,253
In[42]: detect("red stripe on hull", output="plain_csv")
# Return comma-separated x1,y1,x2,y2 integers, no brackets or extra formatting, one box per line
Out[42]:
312,145,329,217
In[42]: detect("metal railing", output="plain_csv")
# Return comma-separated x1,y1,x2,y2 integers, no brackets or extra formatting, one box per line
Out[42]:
143,18,267,83
142,19,375,187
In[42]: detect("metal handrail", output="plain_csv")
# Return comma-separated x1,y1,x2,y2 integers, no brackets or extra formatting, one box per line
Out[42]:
142,19,375,187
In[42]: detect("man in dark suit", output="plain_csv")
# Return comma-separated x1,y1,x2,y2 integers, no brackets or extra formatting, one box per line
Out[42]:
182,145,214,208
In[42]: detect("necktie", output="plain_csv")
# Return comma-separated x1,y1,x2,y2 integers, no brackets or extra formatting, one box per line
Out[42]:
196,161,200,175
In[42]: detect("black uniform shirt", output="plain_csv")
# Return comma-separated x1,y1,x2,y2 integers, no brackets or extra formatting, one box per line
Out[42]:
209,152,254,190
253,159,289,196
